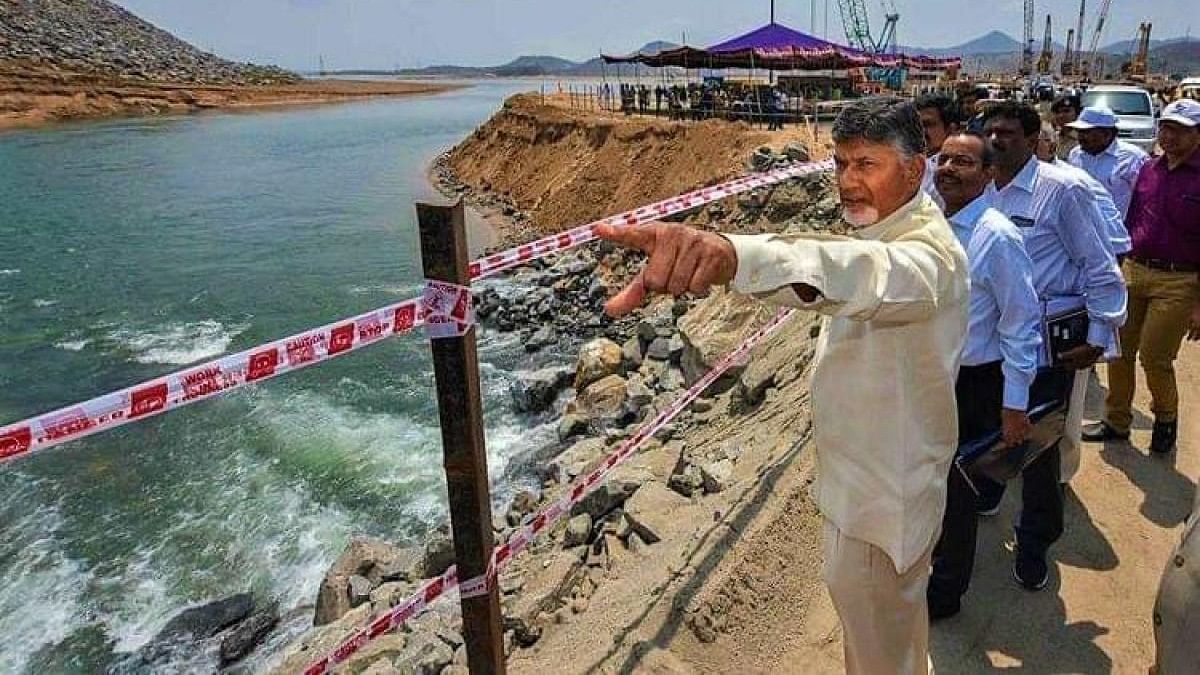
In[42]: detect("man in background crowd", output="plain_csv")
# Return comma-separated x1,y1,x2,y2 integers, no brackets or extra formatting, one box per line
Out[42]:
1050,95,1082,161
979,102,1126,590
1067,105,1149,219
1085,99,1200,455
916,94,961,207
927,130,1041,619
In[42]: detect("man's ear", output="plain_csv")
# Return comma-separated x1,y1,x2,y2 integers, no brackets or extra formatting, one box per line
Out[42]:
906,153,927,187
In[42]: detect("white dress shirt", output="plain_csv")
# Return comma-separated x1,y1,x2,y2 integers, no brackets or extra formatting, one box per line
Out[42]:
725,192,968,573
1067,138,1149,218
948,192,1042,410
987,157,1127,358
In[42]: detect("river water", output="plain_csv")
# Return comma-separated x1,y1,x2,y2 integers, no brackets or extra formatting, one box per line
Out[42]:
0,81,557,673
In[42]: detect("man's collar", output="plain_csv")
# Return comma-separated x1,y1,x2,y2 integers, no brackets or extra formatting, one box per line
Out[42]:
1102,138,1121,157
855,190,927,240
948,191,992,231
996,155,1039,194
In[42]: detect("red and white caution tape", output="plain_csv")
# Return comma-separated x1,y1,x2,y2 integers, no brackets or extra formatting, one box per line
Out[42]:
0,158,829,464
302,308,798,675
469,159,833,281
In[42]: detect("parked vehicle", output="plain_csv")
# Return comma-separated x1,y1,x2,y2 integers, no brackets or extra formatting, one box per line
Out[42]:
1081,84,1157,152
1180,77,1200,101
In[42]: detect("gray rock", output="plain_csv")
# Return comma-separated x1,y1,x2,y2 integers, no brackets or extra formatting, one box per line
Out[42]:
701,459,735,494
423,527,456,578
668,463,704,497
510,366,572,414
564,513,593,547
315,537,421,625
625,377,654,408
570,475,645,521
394,630,454,675
567,375,628,422
621,336,644,369
557,412,590,441
547,437,607,483
784,141,812,162
218,602,279,665
646,336,672,361
506,489,540,527
524,325,558,352
348,575,373,608
154,593,254,642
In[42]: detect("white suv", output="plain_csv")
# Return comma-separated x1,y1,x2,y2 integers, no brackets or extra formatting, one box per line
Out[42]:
1081,85,1157,152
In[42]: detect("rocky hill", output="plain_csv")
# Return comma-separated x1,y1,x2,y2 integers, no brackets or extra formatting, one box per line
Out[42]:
0,0,297,84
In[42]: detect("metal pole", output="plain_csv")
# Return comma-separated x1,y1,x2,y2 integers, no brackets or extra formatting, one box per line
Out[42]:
416,201,506,675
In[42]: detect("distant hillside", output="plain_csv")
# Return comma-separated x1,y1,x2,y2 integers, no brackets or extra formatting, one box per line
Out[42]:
0,0,298,84
379,41,679,79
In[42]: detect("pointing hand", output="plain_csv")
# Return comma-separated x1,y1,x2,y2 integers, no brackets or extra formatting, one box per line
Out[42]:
594,221,738,317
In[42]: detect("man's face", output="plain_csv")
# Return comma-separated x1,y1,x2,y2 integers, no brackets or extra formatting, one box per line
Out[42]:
834,138,925,228
1077,127,1117,155
935,135,993,209
1051,106,1078,130
1036,131,1056,162
918,108,953,156
984,116,1036,171
1158,121,1200,161
960,95,979,116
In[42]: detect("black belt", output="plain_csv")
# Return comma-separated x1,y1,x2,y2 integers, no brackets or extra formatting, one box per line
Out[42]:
1129,256,1200,273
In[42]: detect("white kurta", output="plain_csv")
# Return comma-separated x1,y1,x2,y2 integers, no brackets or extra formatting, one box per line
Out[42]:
725,192,969,572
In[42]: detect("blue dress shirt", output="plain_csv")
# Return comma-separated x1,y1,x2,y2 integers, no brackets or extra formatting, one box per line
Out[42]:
1068,138,1149,218
948,192,1042,410
987,157,1128,359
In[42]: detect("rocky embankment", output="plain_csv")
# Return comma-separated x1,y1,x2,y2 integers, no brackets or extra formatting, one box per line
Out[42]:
1,0,296,84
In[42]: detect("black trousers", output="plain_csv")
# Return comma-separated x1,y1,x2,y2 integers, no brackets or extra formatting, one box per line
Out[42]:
929,364,1074,604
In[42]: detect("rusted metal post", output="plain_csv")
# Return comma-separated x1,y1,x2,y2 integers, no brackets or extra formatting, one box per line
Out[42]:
416,201,506,674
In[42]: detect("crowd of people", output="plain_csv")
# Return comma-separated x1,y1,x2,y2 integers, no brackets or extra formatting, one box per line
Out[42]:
610,81,823,129
595,89,1200,673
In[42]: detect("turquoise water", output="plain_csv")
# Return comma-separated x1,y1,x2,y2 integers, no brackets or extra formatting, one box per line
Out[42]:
0,82,553,673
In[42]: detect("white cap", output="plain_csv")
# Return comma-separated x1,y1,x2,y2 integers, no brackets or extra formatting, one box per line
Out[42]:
1066,105,1119,130
1160,99,1200,128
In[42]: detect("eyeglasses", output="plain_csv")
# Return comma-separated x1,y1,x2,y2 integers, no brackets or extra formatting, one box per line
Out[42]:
935,154,982,169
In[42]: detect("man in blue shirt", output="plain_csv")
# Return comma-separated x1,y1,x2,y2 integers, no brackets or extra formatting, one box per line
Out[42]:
926,131,1042,619
1066,105,1149,219
979,102,1127,590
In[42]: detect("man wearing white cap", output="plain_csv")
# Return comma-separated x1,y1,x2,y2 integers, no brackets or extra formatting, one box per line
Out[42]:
1067,105,1149,220
1085,99,1200,455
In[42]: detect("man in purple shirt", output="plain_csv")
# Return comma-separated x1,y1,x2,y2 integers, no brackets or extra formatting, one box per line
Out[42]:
1084,99,1200,454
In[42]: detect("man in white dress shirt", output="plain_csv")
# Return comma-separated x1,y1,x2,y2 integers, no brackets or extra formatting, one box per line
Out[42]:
597,98,969,675
926,131,1042,619
916,93,961,206
976,102,1127,590
1067,105,1149,219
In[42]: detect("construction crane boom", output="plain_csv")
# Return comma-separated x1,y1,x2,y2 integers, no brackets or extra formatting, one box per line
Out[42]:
1126,22,1152,81
837,0,876,51
1062,28,1075,75
1087,0,1114,79
1074,0,1087,75
1021,0,1035,75
1037,15,1053,74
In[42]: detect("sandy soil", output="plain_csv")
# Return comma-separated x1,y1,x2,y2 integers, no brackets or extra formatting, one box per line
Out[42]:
0,64,461,130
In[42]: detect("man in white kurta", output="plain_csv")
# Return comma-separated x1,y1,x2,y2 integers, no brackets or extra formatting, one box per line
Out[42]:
598,98,968,675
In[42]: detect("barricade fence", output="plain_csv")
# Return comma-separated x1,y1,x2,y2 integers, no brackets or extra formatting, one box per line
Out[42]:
0,157,833,675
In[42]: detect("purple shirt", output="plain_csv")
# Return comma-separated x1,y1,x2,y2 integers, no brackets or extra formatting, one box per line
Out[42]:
1127,150,1200,264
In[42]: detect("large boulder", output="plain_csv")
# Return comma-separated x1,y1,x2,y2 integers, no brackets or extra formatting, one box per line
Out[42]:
219,601,280,666
677,288,776,394
623,481,691,544
567,374,629,422
314,537,422,625
574,338,623,391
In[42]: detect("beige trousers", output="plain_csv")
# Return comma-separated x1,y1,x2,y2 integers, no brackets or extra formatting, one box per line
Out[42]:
822,519,934,675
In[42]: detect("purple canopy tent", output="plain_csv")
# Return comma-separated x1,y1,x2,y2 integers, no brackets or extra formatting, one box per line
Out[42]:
603,22,960,72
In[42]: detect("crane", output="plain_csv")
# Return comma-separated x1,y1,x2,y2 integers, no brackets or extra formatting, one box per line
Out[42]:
1085,0,1114,79
836,0,903,88
1062,28,1075,76
1020,0,1035,76
1036,15,1053,74
1073,0,1087,76
1124,22,1152,81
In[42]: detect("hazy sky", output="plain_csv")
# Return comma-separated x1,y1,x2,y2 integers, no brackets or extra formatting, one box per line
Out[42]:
114,0,1197,71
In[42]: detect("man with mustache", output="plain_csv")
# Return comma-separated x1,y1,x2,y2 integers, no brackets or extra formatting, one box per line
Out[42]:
598,97,968,675
925,131,1042,619
976,102,1126,590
